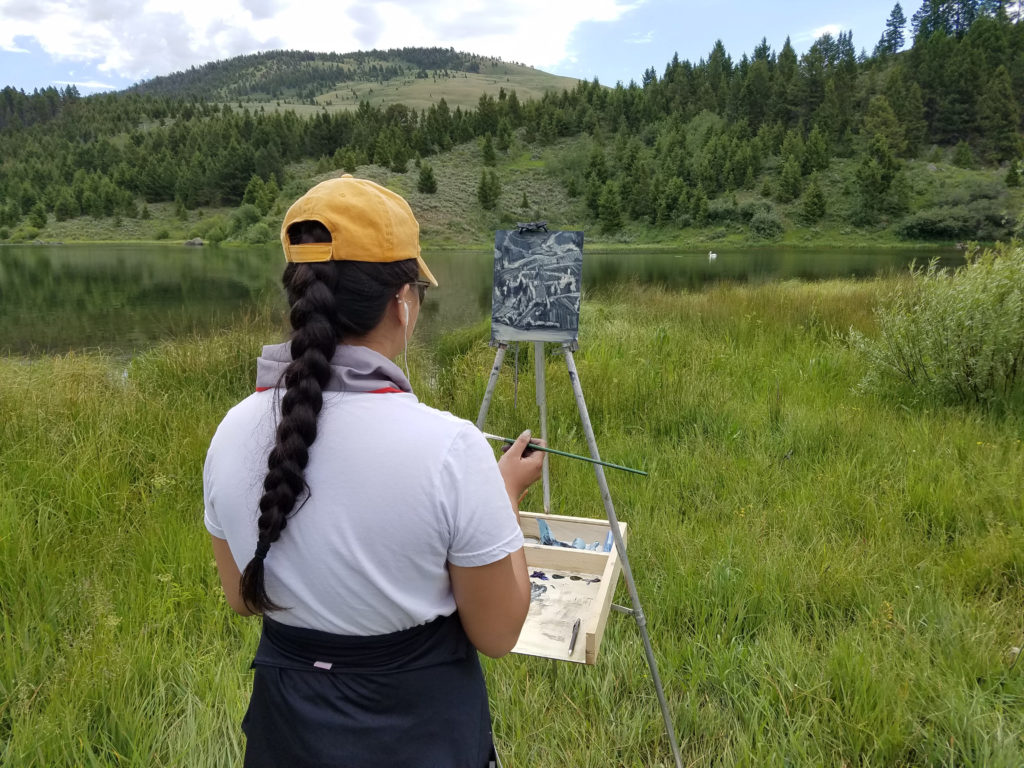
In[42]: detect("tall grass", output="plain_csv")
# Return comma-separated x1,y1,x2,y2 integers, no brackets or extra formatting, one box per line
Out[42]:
2,280,1023,766
852,242,1024,410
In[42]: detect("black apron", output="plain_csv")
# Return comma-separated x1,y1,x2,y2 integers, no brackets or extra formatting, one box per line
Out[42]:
242,612,495,768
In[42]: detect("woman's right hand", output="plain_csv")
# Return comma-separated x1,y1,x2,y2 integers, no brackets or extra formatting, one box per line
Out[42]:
497,430,546,508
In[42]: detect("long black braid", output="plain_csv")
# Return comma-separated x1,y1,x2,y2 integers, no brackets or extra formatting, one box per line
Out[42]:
239,220,419,613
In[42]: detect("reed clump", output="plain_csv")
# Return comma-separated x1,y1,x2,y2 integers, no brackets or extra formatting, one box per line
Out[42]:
851,242,1024,410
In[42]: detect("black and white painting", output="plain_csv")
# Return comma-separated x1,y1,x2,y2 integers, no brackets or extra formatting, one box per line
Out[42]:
491,230,584,343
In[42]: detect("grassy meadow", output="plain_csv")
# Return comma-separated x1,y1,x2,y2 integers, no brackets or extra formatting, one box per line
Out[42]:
2,278,1023,766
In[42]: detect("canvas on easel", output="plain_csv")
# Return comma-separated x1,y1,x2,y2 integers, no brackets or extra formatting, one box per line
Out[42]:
476,227,683,765
491,229,583,343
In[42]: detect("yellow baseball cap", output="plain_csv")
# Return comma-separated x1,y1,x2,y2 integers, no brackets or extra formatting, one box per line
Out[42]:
280,175,437,286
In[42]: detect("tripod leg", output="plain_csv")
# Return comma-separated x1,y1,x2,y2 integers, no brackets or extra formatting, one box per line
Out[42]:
562,348,683,768
476,344,507,431
534,341,551,514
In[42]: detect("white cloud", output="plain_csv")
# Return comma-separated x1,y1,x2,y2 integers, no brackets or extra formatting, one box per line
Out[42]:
0,0,642,82
626,30,653,44
54,79,119,90
801,23,843,42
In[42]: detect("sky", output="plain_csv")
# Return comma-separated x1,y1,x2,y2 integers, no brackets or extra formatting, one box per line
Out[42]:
0,0,905,95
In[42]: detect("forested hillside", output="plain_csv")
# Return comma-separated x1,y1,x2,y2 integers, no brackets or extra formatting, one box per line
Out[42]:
1,3,1023,246
127,47,530,101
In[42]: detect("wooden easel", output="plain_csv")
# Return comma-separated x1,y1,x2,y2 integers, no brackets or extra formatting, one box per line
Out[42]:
476,340,683,768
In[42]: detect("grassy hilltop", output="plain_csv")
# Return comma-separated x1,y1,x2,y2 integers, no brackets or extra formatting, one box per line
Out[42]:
129,48,581,114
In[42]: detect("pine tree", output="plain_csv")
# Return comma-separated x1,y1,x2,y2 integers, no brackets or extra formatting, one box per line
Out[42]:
53,189,79,221
598,181,622,232
341,149,358,174
481,133,496,166
814,81,845,147
854,134,902,223
780,129,805,173
860,96,907,158
953,139,975,167
877,3,907,55
477,170,500,210
912,0,952,40
804,125,830,173
938,43,980,142
800,175,827,223
1005,160,1021,187
691,184,710,225
390,143,409,174
776,155,803,203
417,162,437,194
585,172,604,217
28,202,47,230
496,119,513,151
242,175,265,208
886,67,928,157
978,65,1021,162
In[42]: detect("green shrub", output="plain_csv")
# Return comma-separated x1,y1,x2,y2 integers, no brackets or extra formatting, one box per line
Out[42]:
707,197,739,223
230,204,262,234
189,215,230,241
10,226,40,243
243,222,274,244
738,199,773,222
0,226,8,240
896,200,1012,241
154,228,170,240
851,244,1024,408
937,180,1004,206
750,208,784,239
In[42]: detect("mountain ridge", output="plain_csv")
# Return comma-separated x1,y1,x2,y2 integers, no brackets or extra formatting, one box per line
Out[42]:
126,46,583,111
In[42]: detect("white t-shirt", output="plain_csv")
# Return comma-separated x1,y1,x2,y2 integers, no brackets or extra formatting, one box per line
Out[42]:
203,389,523,635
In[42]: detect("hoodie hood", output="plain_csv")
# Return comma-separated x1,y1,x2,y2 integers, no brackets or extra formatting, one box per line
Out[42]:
255,342,412,394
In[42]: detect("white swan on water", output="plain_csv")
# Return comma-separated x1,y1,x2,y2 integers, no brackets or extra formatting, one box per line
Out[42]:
708,250,717,260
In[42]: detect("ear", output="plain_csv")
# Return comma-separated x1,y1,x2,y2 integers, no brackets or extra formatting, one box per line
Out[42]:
395,285,411,326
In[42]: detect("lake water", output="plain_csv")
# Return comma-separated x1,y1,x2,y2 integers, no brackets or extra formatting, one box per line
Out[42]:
0,243,961,356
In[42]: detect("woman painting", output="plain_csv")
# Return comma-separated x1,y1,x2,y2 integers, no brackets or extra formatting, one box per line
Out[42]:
203,175,544,767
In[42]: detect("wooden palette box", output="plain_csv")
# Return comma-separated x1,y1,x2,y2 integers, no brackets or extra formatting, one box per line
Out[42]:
512,511,627,665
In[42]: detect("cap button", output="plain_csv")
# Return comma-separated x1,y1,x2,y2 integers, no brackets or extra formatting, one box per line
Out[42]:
341,173,353,178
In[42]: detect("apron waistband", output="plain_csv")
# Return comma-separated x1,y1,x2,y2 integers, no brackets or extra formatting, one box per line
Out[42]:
253,612,473,674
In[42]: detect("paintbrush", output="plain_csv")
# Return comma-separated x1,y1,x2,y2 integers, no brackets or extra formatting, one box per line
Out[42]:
482,433,648,477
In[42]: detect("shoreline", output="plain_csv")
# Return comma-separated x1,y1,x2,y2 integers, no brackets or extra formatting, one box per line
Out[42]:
1,236,969,252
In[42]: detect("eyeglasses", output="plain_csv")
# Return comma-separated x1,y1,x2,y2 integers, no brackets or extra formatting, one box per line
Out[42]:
412,280,430,303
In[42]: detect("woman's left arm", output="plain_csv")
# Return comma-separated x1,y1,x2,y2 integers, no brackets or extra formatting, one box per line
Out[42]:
210,535,256,616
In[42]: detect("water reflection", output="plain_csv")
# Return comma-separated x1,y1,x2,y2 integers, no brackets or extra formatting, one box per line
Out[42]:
582,248,964,292
0,244,962,355
0,244,281,355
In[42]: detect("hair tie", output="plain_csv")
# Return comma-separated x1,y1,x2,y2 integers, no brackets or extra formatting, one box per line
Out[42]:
254,540,271,561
